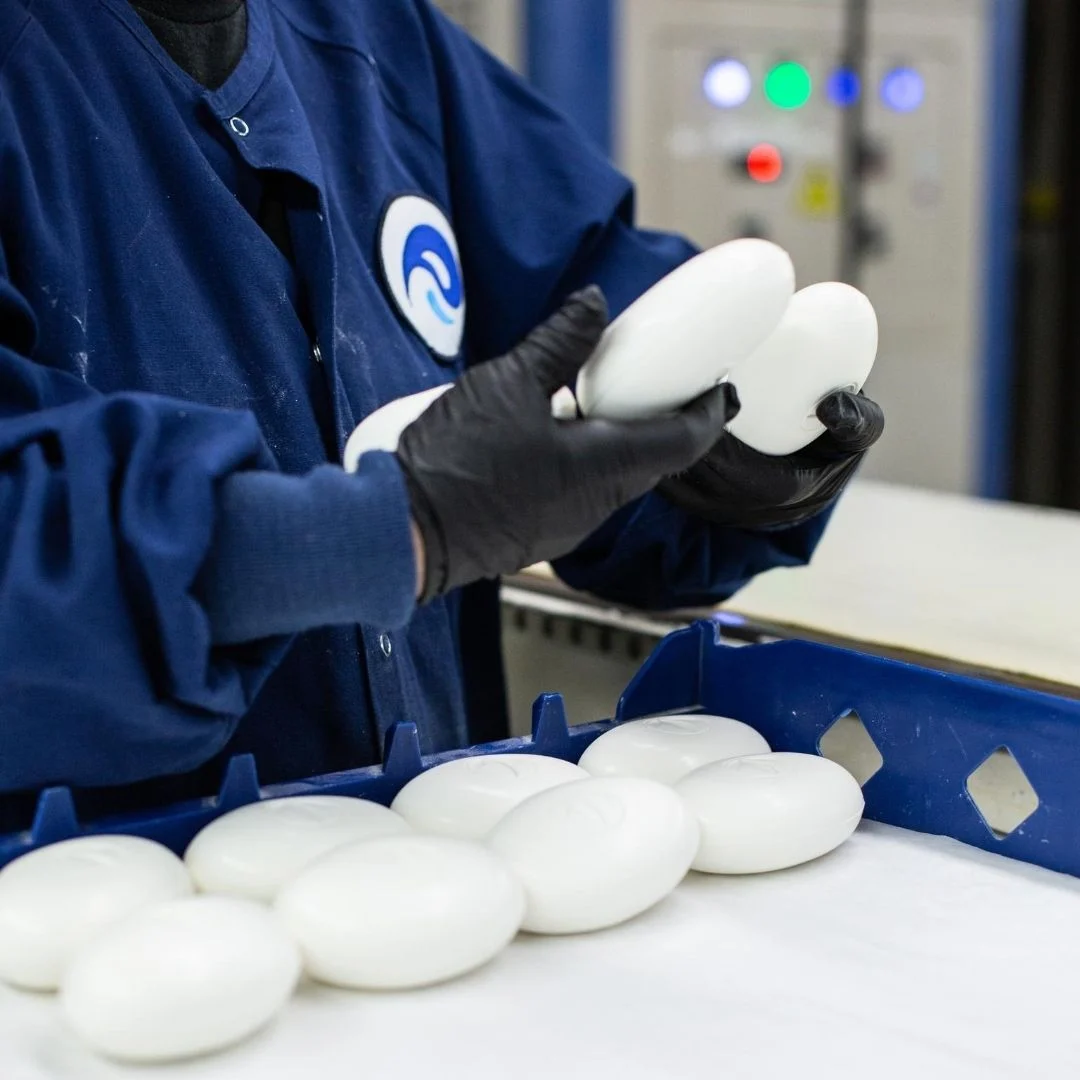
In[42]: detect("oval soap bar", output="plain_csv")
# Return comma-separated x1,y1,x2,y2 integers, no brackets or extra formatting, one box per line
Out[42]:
275,835,524,990
726,282,878,456
676,753,865,874
578,714,770,785
488,777,699,934
60,896,301,1064
185,795,411,902
0,836,193,991
391,753,589,841
575,239,795,420
343,383,453,471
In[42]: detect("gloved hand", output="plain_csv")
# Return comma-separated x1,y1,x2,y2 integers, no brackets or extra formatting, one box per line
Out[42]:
396,287,738,602
657,388,884,530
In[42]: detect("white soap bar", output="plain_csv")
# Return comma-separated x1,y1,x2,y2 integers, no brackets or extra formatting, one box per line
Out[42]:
676,753,865,874
60,896,301,1064
726,282,878,456
575,239,795,421
551,385,579,419
345,381,581,474
488,777,699,935
578,714,771,785
0,836,192,991
185,795,411,903
343,383,452,471
391,753,589,841
275,835,523,990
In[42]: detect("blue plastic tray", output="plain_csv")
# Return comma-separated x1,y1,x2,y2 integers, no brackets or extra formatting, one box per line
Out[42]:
618,621,1080,878
4,620,1079,877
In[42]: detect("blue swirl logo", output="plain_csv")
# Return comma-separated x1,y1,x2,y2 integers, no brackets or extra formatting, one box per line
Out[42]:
403,224,463,327
380,195,466,360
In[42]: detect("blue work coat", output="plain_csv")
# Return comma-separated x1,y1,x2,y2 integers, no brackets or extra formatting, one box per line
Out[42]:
0,0,828,827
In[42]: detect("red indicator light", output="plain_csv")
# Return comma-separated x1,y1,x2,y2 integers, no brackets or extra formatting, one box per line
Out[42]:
746,143,784,184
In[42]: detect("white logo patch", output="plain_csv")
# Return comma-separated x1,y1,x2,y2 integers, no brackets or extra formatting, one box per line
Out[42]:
379,195,466,360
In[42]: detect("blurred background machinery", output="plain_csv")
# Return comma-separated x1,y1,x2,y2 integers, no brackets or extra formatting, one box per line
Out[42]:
436,0,1036,503
1011,0,1080,510
434,0,523,69
608,0,1022,499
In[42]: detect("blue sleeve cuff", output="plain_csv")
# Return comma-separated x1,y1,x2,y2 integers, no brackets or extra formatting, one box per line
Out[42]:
198,452,417,645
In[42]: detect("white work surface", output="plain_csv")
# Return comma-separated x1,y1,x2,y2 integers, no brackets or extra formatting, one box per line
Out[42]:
517,479,1080,695
4,823,1079,1079
723,480,1080,693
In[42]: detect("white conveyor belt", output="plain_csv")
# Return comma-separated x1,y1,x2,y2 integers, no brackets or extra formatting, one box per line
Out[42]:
2,822,1078,1079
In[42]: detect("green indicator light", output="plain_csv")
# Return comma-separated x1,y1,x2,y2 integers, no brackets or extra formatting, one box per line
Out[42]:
765,62,812,109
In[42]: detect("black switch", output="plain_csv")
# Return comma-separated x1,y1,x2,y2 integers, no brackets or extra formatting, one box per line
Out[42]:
857,135,888,180
855,213,889,257
733,215,771,241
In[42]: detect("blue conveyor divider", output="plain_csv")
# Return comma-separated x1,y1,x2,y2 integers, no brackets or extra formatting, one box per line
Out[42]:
4,621,1079,880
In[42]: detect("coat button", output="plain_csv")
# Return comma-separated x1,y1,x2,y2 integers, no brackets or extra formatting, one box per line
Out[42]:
229,116,250,137
379,633,393,658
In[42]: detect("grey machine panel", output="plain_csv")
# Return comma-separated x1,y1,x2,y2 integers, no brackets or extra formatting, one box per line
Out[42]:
433,0,523,71
618,0,993,494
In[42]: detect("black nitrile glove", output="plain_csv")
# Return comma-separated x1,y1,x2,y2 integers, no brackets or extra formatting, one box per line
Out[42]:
397,287,739,602
658,388,885,530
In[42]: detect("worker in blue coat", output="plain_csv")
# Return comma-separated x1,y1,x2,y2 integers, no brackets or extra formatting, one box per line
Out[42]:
0,0,883,826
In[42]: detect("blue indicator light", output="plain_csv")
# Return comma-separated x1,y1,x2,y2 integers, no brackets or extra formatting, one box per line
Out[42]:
881,67,925,112
827,68,861,107
703,59,752,109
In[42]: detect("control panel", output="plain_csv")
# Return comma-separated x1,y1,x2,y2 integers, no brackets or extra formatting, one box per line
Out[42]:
618,0,996,494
